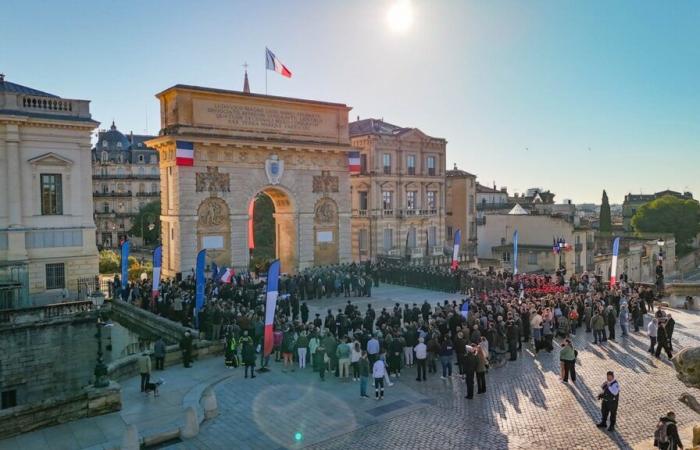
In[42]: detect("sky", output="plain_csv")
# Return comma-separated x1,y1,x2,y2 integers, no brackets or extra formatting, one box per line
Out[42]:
2,0,699,204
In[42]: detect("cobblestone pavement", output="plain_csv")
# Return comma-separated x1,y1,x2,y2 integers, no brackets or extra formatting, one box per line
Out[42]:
167,286,700,450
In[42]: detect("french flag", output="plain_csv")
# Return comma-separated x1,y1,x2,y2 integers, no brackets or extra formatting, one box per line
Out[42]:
220,268,235,284
348,151,361,174
176,140,194,166
451,229,461,271
266,48,292,78
610,237,620,286
263,260,281,357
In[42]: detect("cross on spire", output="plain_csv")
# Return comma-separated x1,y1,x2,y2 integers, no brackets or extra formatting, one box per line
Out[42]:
242,62,250,93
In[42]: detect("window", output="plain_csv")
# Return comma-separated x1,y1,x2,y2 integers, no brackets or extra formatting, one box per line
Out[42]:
101,151,108,163
117,167,124,176
138,167,145,175
447,226,453,240
116,141,122,149
45,263,65,290
383,228,393,252
406,191,417,210
407,155,415,175
468,195,474,213
427,191,436,209
528,253,538,265
359,229,368,253
502,251,511,262
360,154,368,174
358,191,368,211
150,155,157,164
383,153,392,174
427,156,436,176
40,174,63,215
151,167,158,175
102,184,108,193
139,183,145,194
101,167,107,176
102,140,108,148
138,154,144,163
382,191,393,210
429,226,436,247
103,202,109,213
408,227,417,248
1,390,17,410
151,183,158,193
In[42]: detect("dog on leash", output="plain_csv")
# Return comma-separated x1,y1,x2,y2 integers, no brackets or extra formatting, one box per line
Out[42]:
144,378,164,397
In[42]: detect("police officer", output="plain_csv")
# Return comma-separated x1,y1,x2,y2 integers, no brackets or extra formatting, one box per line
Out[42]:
596,370,620,432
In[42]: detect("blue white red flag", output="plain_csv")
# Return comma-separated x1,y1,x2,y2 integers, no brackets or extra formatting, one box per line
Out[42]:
610,237,620,286
152,245,162,298
220,268,235,284
451,229,461,270
120,239,130,289
266,48,292,78
176,141,194,166
348,151,361,174
263,260,281,356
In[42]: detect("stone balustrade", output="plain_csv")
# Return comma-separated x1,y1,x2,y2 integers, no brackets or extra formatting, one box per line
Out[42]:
21,95,73,112
0,300,95,325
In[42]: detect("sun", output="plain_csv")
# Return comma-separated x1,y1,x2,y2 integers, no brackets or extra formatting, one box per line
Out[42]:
387,0,414,33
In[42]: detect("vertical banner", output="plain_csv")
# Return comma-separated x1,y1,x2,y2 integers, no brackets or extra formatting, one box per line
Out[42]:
460,299,470,318
425,230,430,258
195,249,206,328
248,199,255,252
152,245,162,298
120,240,130,290
610,237,620,286
513,229,519,275
263,260,281,356
451,229,461,270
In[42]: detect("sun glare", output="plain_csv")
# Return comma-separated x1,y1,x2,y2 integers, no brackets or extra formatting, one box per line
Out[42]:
387,0,414,33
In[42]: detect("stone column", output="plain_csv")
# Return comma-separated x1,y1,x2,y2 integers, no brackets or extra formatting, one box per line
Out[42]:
274,212,299,273
6,132,22,227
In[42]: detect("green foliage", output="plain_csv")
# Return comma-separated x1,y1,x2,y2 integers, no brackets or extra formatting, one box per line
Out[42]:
599,190,612,233
251,194,276,265
631,195,700,255
128,200,161,246
99,250,120,274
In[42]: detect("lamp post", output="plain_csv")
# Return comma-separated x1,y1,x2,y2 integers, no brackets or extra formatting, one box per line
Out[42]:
557,238,567,271
656,237,665,292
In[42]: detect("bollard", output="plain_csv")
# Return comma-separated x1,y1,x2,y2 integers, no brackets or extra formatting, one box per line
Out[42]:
202,388,219,420
121,424,139,450
180,406,199,438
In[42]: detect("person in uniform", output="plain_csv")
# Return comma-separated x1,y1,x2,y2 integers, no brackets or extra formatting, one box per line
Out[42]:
596,370,620,432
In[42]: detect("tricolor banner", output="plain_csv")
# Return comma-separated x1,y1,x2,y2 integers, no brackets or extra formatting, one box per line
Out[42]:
176,140,194,166
220,268,235,284
513,229,519,275
266,48,292,78
348,151,361,174
610,237,620,286
460,299,470,319
195,249,206,328
120,239,130,289
263,260,281,357
451,229,461,270
152,245,162,299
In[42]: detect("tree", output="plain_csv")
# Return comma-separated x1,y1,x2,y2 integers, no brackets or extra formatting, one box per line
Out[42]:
599,190,612,233
99,250,120,274
251,194,276,266
129,200,160,246
631,195,700,255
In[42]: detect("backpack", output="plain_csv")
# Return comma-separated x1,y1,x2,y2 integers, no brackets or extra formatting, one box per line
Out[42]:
654,420,669,446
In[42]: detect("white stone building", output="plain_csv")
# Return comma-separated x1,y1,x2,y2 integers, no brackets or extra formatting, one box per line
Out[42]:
0,76,99,306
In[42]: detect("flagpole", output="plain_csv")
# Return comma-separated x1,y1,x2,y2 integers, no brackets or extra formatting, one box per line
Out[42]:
265,51,268,95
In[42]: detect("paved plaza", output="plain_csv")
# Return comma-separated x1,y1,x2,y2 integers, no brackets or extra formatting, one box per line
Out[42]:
2,285,699,450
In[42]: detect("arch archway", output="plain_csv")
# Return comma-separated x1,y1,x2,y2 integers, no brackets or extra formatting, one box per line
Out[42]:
247,186,297,274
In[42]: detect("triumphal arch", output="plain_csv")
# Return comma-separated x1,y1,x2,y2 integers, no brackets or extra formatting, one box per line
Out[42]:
146,85,353,277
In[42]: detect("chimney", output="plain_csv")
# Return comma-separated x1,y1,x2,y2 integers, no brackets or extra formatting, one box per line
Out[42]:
129,131,133,143
0,73,4,83
357,115,360,121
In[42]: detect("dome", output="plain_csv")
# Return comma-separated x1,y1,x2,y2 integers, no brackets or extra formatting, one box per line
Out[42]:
97,121,131,151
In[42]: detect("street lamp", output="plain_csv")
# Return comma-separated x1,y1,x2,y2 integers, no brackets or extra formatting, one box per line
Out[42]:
656,237,665,293
656,237,665,261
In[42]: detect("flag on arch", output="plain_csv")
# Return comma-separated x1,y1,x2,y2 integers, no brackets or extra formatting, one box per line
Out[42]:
175,140,194,166
266,47,292,78
263,260,281,357
348,151,361,174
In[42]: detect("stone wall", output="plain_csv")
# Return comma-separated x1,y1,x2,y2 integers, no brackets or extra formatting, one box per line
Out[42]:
0,309,98,407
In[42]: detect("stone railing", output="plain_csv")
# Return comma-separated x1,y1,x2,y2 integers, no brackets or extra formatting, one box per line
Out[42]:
0,300,95,325
665,282,700,310
108,299,196,345
20,95,73,112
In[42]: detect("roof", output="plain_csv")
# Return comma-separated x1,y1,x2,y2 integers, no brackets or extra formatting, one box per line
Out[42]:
0,78,59,98
476,183,506,194
92,121,157,159
446,168,476,178
348,118,443,141
155,84,349,108
508,204,529,215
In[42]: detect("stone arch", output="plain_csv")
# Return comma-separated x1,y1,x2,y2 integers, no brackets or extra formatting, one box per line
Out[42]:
248,186,297,274
313,197,339,266
197,197,231,267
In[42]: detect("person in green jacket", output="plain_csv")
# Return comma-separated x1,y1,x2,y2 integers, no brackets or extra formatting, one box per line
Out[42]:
559,338,577,383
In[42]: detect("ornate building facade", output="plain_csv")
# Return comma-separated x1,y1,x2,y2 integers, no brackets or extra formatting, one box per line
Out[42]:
91,123,159,249
349,118,446,261
0,76,98,305
146,84,352,277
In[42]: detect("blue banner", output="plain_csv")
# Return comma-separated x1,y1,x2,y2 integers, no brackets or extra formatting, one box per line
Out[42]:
120,240,130,289
195,249,206,328
513,229,519,275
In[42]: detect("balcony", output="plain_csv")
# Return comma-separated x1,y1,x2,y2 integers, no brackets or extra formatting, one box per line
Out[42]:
410,248,424,258
93,174,160,180
404,209,417,216
94,190,132,197
95,210,116,217
383,166,391,175
382,209,394,217
352,209,368,217
136,191,160,197
431,246,444,256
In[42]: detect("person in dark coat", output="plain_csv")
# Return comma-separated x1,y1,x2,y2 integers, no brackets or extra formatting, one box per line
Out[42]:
240,331,256,379
180,331,193,368
666,314,676,352
463,345,479,399
654,411,683,450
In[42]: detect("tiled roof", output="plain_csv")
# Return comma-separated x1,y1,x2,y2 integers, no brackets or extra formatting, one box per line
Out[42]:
446,169,476,178
349,118,405,137
0,79,59,98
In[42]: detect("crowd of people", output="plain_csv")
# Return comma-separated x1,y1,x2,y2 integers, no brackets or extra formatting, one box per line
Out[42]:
115,260,687,446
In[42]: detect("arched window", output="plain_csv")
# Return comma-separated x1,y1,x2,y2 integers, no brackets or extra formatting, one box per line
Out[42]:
138,154,144,163
139,183,145,194
116,142,122,149
101,151,108,163
138,167,145,175
102,184,108,193
102,140,108,148
151,182,157,193
103,202,109,213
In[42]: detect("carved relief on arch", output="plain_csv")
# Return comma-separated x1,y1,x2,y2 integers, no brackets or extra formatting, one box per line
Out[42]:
314,197,338,225
197,196,231,266
197,197,229,230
